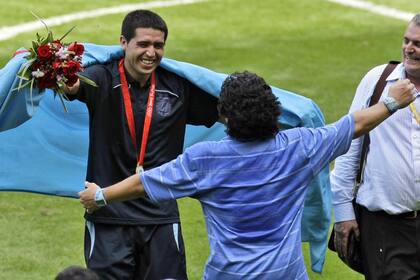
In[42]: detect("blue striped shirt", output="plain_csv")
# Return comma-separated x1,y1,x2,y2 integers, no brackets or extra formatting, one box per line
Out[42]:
141,115,354,279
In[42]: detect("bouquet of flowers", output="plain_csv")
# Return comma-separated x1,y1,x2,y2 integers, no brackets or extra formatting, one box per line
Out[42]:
16,20,96,111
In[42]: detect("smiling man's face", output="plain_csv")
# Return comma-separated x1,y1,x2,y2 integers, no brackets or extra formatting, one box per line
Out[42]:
403,22,420,80
121,27,165,85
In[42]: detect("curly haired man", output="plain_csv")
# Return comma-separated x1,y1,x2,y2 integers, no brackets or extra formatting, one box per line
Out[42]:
79,71,415,279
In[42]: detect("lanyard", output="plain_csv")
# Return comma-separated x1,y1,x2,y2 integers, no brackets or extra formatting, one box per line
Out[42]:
410,102,420,126
118,59,156,173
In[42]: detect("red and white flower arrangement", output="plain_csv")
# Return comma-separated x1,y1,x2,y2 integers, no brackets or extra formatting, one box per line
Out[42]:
16,20,96,111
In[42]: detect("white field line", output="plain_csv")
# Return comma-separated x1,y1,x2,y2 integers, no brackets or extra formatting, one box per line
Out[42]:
327,0,414,21
0,0,207,41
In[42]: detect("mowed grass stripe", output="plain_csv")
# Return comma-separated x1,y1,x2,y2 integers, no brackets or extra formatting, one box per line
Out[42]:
327,0,414,21
0,0,208,41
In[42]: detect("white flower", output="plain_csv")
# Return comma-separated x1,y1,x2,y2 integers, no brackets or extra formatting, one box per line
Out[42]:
31,69,45,78
56,46,68,60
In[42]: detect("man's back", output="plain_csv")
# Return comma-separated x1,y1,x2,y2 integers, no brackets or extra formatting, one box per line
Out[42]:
195,134,310,279
143,115,354,279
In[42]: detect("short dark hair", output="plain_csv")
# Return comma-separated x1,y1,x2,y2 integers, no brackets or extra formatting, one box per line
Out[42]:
121,10,168,42
218,71,281,140
411,13,420,26
55,266,99,280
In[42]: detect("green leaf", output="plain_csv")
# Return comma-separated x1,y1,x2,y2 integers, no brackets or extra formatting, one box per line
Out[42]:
46,31,54,43
17,70,31,80
11,79,32,92
17,67,26,78
32,40,39,51
59,25,76,41
17,78,34,92
27,57,37,64
18,58,36,77
41,34,51,45
17,65,32,89
77,73,98,87
37,35,45,43
29,78,35,113
16,58,38,91
28,49,37,59
30,11,50,34
16,74,29,89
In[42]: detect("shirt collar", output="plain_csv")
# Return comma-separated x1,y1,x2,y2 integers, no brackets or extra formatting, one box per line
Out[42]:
386,62,405,81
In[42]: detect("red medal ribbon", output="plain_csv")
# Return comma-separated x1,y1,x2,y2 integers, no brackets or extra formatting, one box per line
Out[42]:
118,59,156,170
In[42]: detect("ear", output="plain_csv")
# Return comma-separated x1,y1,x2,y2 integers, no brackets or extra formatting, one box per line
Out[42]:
217,115,228,125
218,117,228,125
120,35,128,50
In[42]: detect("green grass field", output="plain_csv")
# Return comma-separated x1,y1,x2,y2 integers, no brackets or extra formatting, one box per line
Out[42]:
1,0,419,279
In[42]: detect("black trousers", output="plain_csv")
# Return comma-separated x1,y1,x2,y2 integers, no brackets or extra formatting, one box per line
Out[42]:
359,206,420,280
84,222,187,280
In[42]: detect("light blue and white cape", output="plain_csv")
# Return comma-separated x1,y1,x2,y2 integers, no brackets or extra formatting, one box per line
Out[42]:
0,44,331,273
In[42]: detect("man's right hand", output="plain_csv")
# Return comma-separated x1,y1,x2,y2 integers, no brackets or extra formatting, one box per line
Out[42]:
388,79,416,109
334,220,359,260
62,79,80,95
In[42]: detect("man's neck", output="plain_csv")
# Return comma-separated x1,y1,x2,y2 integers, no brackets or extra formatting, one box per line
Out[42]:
123,61,151,88
406,72,420,90
137,74,151,88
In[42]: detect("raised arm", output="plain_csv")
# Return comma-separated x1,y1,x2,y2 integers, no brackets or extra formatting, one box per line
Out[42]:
352,79,415,138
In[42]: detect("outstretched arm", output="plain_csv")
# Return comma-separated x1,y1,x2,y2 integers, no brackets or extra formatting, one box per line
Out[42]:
79,174,145,212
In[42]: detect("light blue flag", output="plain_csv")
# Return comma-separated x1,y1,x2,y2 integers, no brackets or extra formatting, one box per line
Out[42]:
0,44,330,272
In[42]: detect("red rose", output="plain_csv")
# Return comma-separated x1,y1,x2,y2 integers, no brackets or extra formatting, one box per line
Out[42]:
63,60,81,76
37,72,57,89
68,42,84,56
37,44,53,60
53,61,62,71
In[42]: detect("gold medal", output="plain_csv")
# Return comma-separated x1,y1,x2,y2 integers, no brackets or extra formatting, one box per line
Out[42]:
136,165,144,174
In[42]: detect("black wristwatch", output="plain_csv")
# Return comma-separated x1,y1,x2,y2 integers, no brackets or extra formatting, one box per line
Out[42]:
383,96,400,114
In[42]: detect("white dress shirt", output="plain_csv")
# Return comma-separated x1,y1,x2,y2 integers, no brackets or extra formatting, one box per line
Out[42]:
331,63,420,222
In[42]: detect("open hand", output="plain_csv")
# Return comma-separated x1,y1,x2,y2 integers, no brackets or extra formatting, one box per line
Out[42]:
334,220,359,261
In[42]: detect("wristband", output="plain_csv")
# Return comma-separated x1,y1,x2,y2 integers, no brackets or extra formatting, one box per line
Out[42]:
94,188,107,207
383,96,399,114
